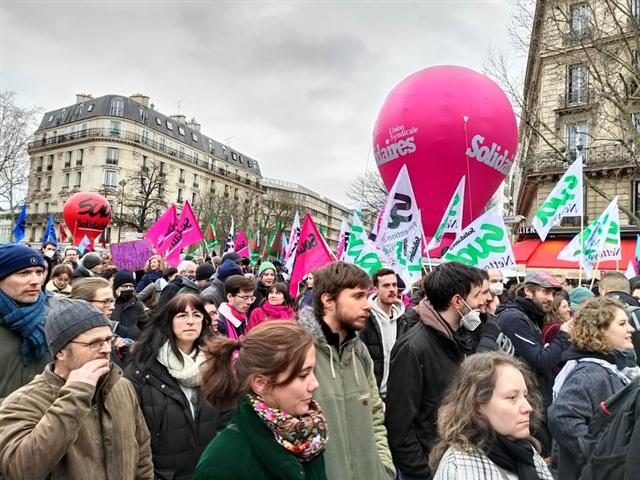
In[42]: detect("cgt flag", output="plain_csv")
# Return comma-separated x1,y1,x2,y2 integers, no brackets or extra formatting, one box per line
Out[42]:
234,230,250,257
289,214,334,297
145,204,178,254
164,201,205,266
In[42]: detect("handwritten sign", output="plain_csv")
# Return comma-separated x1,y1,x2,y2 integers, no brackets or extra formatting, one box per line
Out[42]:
111,240,154,271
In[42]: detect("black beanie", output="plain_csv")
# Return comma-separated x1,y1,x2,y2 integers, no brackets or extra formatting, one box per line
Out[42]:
196,262,215,281
113,270,135,290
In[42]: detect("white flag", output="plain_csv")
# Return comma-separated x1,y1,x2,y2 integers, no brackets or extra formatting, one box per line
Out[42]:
558,197,618,277
532,157,583,241
443,206,516,271
284,212,301,272
625,261,636,280
336,219,350,261
374,165,423,285
428,176,465,250
343,211,386,276
224,217,235,253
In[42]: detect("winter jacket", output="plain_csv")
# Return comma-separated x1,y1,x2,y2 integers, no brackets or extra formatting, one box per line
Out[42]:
158,276,185,307
395,306,421,338
359,294,405,396
298,309,395,480
248,281,270,316
177,277,203,295
549,347,629,480
136,270,163,293
433,446,552,480
200,277,225,307
0,313,50,403
0,363,153,480
218,302,247,340
247,302,296,332
496,297,571,407
45,280,72,297
385,299,469,480
71,264,93,281
194,398,326,480
111,296,147,340
124,359,228,480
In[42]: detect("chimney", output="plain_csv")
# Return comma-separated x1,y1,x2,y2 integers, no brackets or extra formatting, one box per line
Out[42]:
75,93,93,104
188,118,201,132
170,114,187,125
129,93,150,107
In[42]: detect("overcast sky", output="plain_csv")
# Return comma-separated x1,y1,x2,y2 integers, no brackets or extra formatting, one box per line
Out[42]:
1,0,522,207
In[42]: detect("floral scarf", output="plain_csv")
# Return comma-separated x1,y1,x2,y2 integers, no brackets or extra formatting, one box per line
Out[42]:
248,393,328,462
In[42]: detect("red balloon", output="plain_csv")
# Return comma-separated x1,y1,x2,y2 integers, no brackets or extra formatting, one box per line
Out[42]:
63,192,112,248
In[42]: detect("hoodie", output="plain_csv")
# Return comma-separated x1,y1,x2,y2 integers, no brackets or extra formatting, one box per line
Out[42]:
297,308,395,480
359,294,405,397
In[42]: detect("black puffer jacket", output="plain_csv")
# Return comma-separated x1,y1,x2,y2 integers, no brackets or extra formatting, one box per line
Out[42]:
158,277,185,307
111,296,147,340
124,360,229,480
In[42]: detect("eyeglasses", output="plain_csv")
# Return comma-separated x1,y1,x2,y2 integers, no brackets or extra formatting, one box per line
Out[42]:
174,311,204,322
235,295,256,303
91,298,115,307
70,335,116,351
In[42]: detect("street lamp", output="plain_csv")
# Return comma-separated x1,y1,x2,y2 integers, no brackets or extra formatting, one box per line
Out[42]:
117,179,127,242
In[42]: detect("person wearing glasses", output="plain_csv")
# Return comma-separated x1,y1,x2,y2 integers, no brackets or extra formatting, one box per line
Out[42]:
125,294,227,480
218,275,256,340
0,298,154,479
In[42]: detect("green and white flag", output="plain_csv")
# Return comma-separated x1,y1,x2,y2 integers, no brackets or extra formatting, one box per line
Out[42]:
427,176,465,250
443,206,515,271
374,164,423,286
558,196,619,277
343,211,385,276
532,157,583,241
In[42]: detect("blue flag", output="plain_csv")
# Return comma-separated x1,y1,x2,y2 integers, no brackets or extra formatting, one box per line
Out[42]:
41,214,57,246
12,203,27,243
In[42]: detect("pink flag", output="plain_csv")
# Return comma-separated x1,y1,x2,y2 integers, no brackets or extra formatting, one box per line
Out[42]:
164,201,204,266
234,230,250,257
145,204,178,254
289,214,334,297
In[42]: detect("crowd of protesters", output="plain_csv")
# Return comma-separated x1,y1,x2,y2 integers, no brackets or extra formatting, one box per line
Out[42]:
1,240,640,479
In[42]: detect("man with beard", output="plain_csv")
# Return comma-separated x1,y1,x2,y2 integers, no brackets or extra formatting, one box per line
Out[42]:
299,262,395,480
385,262,485,480
0,298,153,479
497,271,570,454
360,267,405,399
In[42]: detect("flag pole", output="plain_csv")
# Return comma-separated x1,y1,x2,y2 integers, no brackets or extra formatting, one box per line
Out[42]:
578,210,584,285
590,255,602,290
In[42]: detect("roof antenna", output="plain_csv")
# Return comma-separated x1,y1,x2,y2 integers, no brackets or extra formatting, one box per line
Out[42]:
175,98,184,114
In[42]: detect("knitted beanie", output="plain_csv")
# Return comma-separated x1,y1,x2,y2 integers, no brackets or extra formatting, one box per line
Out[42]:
217,259,243,283
0,244,45,280
113,270,135,290
196,262,216,281
45,298,111,354
82,252,102,271
259,261,276,277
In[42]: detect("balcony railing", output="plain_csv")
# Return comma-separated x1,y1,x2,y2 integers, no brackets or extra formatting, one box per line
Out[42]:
557,89,590,111
525,143,638,174
28,127,263,189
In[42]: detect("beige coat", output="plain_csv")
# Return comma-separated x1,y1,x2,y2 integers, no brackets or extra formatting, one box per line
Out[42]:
0,363,153,480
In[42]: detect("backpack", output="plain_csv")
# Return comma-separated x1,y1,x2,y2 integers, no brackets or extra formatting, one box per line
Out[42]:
579,377,640,480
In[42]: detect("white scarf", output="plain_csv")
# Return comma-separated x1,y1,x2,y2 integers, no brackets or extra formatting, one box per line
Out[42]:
157,341,205,387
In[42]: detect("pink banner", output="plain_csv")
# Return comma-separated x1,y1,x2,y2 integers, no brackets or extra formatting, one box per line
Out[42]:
234,230,249,257
144,204,177,254
289,214,334,297
164,201,204,266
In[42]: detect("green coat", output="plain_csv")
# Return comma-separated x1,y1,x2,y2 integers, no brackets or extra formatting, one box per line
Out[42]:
298,310,395,480
193,400,326,480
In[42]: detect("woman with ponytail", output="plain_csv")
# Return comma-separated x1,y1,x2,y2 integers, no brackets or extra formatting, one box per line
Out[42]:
194,321,328,480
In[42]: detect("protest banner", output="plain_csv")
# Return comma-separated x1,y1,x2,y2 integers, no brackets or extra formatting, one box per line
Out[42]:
145,204,177,254
289,214,334,296
111,240,154,271
164,201,204,266
427,176,465,250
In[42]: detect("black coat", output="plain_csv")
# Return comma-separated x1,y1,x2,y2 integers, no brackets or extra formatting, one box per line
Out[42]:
111,296,147,340
125,360,229,480
158,277,184,307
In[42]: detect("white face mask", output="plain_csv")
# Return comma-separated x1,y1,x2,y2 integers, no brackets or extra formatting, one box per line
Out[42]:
489,282,504,296
43,250,55,258
459,297,482,331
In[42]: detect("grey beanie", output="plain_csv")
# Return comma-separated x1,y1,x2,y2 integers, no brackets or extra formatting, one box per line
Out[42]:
82,252,102,271
45,298,112,355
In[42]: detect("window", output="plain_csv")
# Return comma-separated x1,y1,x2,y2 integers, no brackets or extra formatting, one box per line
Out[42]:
36,157,43,172
35,177,41,191
104,170,118,187
34,203,39,214
74,104,84,119
208,139,215,154
177,188,184,202
48,115,54,122
45,176,52,191
159,137,166,151
110,120,121,136
192,132,198,142
208,157,214,170
76,149,84,166
156,117,162,126
87,104,94,112
222,146,227,157
139,106,147,123
179,168,185,183
166,120,173,131
634,0,640,21
107,147,119,165
247,160,253,168
110,97,125,116
232,152,237,160
191,191,197,205
46,155,53,170
193,173,198,187
566,121,589,161
178,146,185,159
567,64,588,105
142,155,149,171
80,123,88,136
74,171,82,188
569,3,590,37
44,203,49,213
160,161,166,176
141,130,149,144
178,126,185,136
209,179,215,193
239,155,243,164
63,173,70,188
193,152,199,163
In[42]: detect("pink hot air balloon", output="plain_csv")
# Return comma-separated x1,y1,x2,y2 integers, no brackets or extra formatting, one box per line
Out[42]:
373,65,518,254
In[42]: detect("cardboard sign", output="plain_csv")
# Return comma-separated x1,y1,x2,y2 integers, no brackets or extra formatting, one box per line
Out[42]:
111,240,154,271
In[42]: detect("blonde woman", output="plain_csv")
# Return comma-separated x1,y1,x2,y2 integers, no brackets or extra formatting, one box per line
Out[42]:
136,255,166,293
430,352,552,480
549,296,634,480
